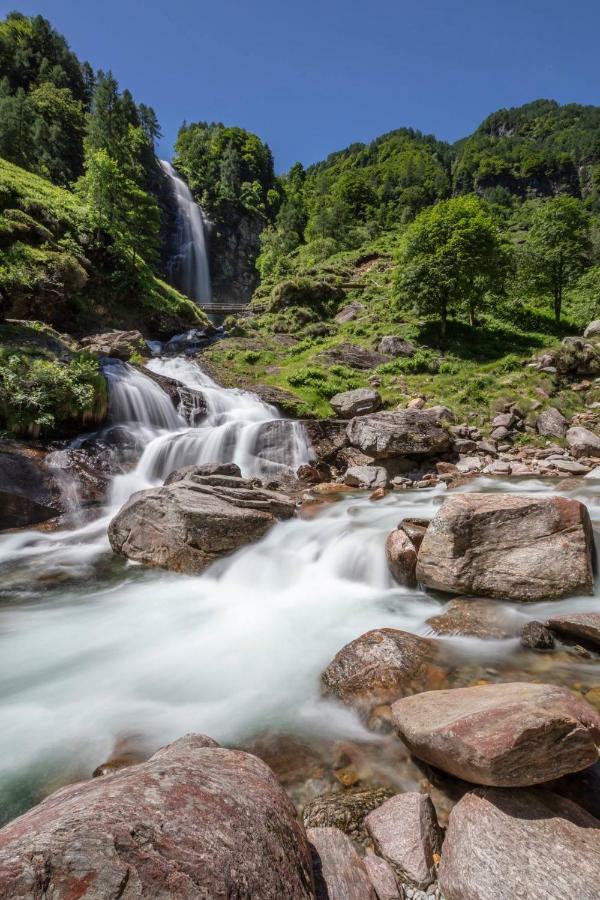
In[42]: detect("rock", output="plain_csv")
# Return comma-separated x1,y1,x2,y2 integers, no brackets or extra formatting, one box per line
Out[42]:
297,464,327,484
490,425,510,441
491,412,516,429
331,388,382,418
318,343,389,370
345,466,389,490
584,319,600,338
385,529,418,588
303,788,395,845
537,406,567,438
520,620,555,650
415,493,594,601
0,734,315,899
453,438,477,454
406,397,425,409
303,419,349,464
427,598,521,639
438,788,600,900
566,425,600,458
363,852,402,900
80,329,146,360
321,628,444,714
546,612,600,650
108,467,295,573
555,336,600,377
549,457,590,474
335,302,366,323
455,455,483,474
398,518,429,549
482,459,511,475
347,410,451,459
164,462,242,484
392,682,600,786
252,384,307,417
365,793,442,890
308,827,376,900
0,440,62,529
378,336,416,358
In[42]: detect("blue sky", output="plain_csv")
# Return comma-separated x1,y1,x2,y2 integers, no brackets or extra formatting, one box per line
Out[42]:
4,0,600,171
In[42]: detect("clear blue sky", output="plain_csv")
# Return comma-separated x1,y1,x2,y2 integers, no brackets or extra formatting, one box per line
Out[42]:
4,0,600,172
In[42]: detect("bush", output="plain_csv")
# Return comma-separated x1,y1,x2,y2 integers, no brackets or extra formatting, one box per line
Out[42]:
377,348,441,375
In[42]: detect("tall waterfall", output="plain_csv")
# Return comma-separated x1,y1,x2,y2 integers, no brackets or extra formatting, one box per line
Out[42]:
160,160,212,304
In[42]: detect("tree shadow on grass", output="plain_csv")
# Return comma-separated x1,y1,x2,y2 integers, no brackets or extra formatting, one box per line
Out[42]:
416,317,568,363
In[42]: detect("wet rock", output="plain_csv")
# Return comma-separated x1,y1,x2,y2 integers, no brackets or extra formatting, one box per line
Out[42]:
303,419,349,464
385,529,418,588
378,336,416,358
346,466,389,490
0,440,62,529
321,628,445,715
566,425,600,458
520,620,555,650
392,682,600,786
163,462,242,484
398,518,429,550
584,320,600,338
331,388,382,418
365,793,442,890
546,612,600,650
303,788,395,845
536,406,567,438
0,734,315,899
80,329,146,360
363,852,403,900
427,598,521,639
108,467,295,573
318,343,390,370
416,493,594,601
308,827,377,900
438,788,600,900
347,410,451,459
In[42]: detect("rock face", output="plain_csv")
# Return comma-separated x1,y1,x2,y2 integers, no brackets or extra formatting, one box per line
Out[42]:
346,410,451,459
377,336,416,358
365,793,442,890
80,329,146,360
416,493,594,601
302,419,349,464
546,612,600,649
108,465,295,573
536,406,567,438
438,788,600,900
308,827,376,900
321,628,444,713
0,440,61,529
566,425,600,458
385,529,418,588
331,388,382,418
0,734,315,899
392,682,600,786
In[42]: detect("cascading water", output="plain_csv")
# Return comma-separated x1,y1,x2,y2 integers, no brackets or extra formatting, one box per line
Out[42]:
103,359,184,431
160,160,212,304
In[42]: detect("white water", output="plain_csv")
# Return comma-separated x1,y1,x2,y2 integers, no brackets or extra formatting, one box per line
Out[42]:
160,160,212,304
0,358,599,822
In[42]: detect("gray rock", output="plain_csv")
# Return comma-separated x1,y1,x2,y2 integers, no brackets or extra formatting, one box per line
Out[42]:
0,734,315,899
490,425,510,441
108,468,295,573
0,440,62,529
364,853,403,899
378,336,416,358
546,612,600,649
345,466,389,490
385,528,418,588
347,410,451,459
331,388,382,418
536,406,567,438
321,628,444,714
392,682,600,786
308,827,376,900
318,343,389,370
584,319,600,338
521,620,555,650
335,302,365,323
438,788,600,900
365,793,442,890
455,455,483,474
302,419,350,463
491,412,516,429
566,425,600,458
80,329,146,360
415,493,594,601
549,457,590,474
427,598,521,639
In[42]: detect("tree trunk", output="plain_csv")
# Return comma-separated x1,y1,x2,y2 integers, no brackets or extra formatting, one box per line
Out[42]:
554,286,562,325
440,300,448,350
469,300,476,327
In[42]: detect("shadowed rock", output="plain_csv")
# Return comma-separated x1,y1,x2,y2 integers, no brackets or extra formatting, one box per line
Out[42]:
308,827,376,900
546,612,600,650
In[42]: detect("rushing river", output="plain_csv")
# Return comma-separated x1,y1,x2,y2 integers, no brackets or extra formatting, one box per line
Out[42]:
0,358,599,823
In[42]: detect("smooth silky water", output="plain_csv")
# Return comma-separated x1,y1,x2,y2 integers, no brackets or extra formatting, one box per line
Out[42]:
1,358,599,822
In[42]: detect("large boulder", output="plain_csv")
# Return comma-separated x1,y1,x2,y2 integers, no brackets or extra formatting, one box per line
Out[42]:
546,612,600,649
584,320,600,338
392,682,600,786
108,466,295,573
318,343,389,370
346,410,451,459
416,493,594,601
385,529,418,588
438,788,600,900
365,792,442,890
0,440,62,529
536,406,567,438
321,628,445,714
330,388,381,418
345,466,388,490
554,336,600,377
308,827,376,900
302,419,349,464
377,336,416,358
80,329,146,361
0,734,315,899
566,425,600,458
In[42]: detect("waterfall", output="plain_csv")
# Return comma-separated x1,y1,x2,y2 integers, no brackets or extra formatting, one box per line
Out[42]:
160,160,212,305
102,359,184,430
